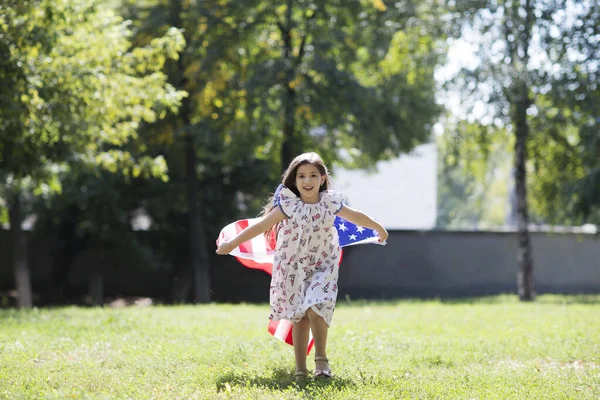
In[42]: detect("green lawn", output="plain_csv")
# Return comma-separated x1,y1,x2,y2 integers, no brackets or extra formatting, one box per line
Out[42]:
1,295,599,399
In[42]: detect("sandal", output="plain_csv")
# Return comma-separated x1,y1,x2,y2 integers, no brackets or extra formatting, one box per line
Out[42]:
294,369,309,380
314,355,332,378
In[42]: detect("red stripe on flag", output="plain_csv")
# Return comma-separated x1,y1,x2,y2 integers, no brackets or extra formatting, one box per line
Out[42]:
267,320,314,355
267,231,276,251
235,219,249,232
236,220,253,254
235,257,273,275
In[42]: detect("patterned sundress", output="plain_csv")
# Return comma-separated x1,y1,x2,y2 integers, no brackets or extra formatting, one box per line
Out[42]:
268,184,344,326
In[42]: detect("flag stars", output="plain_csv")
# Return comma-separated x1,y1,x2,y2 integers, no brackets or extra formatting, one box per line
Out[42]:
333,216,381,246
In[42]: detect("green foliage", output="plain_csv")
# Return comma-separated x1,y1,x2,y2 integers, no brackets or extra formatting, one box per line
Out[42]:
0,201,6,226
122,0,444,170
0,0,186,185
2,0,446,293
33,165,168,270
527,49,600,224
441,0,600,226
436,120,512,228
119,0,283,223
1,297,599,398
112,0,446,249
0,0,189,292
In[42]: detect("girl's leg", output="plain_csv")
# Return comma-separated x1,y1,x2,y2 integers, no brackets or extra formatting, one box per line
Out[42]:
292,315,311,373
307,307,330,372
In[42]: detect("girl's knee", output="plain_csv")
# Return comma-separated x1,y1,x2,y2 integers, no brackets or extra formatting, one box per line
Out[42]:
307,307,321,320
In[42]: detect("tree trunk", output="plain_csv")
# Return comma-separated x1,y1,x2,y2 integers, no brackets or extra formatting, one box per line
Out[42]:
505,0,535,301
280,0,298,170
49,217,90,303
171,263,193,303
88,272,104,306
8,191,33,308
513,84,536,301
170,0,211,303
185,133,211,304
281,81,297,170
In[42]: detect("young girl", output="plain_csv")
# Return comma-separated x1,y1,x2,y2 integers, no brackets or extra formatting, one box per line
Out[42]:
216,152,388,378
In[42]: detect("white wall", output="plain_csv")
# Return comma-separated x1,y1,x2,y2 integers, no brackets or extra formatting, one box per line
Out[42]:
332,143,437,230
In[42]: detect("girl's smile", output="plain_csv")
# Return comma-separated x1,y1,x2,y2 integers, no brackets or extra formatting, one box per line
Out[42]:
295,164,325,203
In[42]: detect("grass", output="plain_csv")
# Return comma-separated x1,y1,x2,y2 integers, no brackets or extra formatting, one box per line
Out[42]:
1,295,599,399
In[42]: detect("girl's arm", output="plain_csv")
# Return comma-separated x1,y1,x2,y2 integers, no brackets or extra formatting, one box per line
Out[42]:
216,207,287,255
336,205,389,243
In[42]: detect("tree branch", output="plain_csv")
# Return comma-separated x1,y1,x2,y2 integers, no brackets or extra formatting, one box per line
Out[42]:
276,21,286,36
300,72,324,97
295,10,317,68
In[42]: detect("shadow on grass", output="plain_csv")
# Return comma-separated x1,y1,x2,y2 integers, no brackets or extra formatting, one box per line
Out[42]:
215,367,356,393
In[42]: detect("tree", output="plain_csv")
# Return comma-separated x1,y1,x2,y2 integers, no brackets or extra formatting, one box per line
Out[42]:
526,1,600,225
230,0,445,170
0,0,185,307
33,162,175,305
119,0,277,303
118,0,445,301
437,121,511,229
446,0,599,300
123,0,445,169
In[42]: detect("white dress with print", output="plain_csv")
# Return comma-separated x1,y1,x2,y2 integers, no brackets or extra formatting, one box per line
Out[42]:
269,184,344,326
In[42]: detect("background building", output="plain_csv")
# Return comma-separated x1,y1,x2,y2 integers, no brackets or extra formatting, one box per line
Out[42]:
333,143,437,230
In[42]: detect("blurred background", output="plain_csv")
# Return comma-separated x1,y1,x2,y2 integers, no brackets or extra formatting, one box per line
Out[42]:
1,0,598,308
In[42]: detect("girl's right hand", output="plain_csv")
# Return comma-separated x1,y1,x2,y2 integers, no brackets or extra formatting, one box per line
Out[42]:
216,241,235,255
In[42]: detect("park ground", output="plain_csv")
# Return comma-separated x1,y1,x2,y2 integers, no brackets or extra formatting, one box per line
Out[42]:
1,295,599,399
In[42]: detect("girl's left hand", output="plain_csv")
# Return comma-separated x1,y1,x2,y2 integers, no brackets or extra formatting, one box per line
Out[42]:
377,227,389,244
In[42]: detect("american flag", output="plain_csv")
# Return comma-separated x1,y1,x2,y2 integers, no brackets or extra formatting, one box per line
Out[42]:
217,216,384,353
334,216,384,247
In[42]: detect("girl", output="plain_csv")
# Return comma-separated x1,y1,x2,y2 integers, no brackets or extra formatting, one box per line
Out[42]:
216,152,388,378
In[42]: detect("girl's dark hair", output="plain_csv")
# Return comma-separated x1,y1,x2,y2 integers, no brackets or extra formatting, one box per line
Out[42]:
261,152,331,243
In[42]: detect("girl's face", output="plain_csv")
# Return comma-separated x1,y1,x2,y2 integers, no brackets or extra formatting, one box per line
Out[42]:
295,163,325,203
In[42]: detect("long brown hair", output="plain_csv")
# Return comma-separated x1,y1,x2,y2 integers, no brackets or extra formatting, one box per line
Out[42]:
261,152,332,243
